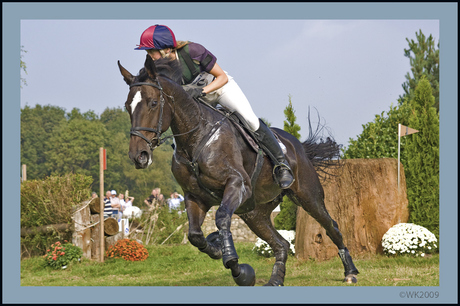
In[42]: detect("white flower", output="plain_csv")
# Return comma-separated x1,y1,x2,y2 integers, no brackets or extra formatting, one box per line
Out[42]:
253,230,296,257
381,223,437,257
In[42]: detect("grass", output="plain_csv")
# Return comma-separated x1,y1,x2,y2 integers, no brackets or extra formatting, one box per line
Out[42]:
20,242,439,287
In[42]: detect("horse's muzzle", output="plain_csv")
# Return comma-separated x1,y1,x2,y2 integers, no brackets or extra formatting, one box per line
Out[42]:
130,150,150,169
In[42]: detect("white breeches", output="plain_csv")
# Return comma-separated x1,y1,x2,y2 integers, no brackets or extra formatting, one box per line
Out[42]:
215,74,260,131
186,72,260,131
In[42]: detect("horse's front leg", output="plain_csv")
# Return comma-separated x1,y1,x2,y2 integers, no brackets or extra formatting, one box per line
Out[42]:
185,195,222,260
215,174,255,286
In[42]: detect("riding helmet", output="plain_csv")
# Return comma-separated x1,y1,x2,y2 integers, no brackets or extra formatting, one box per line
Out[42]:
134,24,177,50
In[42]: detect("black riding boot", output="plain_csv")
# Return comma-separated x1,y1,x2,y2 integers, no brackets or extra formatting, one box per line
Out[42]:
255,119,294,189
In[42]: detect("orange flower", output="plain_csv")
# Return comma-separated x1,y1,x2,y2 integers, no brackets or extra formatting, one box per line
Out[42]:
61,252,65,255
53,256,57,261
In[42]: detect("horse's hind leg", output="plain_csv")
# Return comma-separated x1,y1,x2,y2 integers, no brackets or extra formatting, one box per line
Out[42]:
288,188,359,283
240,201,290,286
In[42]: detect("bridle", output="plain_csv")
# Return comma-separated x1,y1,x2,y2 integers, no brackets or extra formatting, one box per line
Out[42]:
129,79,199,151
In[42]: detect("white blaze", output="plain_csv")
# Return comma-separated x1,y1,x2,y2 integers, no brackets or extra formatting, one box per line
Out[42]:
131,91,142,115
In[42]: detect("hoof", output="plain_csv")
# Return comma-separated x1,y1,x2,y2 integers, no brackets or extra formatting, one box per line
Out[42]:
202,231,222,259
343,274,358,284
206,231,221,245
263,281,283,286
233,264,256,286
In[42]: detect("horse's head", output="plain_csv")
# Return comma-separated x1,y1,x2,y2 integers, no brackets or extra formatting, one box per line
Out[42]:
118,55,174,169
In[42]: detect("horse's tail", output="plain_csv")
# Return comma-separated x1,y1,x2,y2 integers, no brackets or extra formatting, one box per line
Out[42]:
301,108,342,180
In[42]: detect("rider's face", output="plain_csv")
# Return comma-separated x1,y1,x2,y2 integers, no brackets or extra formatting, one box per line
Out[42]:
148,49,162,60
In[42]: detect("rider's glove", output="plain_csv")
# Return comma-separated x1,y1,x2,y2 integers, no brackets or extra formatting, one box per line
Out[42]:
185,87,206,99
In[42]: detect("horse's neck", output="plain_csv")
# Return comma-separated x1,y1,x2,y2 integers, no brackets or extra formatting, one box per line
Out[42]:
170,98,210,156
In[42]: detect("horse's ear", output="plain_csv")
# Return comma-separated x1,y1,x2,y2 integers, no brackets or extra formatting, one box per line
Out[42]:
118,61,134,85
144,54,158,80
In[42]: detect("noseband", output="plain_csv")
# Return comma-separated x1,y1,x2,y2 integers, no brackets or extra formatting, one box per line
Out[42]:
129,80,167,151
129,79,199,151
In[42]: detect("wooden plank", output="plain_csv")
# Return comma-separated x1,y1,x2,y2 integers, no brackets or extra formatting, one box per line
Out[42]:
91,214,101,260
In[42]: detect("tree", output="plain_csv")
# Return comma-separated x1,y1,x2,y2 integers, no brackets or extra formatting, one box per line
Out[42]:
100,107,132,139
341,103,411,161
274,95,301,231
44,115,109,186
405,76,439,239
20,46,27,88
283,95,301,139
21,105,67,180
398,30,439,112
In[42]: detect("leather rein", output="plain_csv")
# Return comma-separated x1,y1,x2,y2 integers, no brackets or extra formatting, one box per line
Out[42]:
129,79,199,151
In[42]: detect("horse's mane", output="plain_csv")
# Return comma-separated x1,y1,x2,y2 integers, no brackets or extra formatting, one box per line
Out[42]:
135,57,183,85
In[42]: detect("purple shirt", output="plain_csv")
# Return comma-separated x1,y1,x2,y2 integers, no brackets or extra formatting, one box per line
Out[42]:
187,42,217,73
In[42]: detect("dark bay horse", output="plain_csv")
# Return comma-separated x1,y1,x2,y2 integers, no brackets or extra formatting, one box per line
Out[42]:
118,55,359,286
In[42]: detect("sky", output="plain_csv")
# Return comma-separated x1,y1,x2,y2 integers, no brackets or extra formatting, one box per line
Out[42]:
20,19,439,148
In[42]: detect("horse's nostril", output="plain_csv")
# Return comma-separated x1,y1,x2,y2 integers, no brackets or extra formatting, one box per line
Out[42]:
138,151,149,164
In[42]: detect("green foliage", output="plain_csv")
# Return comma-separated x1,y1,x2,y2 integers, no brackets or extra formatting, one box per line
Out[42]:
20,46,27,88
136,204,188,245
21,173,93,228
21,243,439,287
45,115,108,184
274,95,300,230
274,198,297,230
341,32,440,245
283,95,301,139
21,173,93,257
21,105,67,179
341,103,410,161
42,240,83,269
405,77,439,239
20,104,181,207
398,30,439,112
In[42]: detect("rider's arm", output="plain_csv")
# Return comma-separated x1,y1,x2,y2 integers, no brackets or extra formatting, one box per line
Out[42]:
202,62,228,94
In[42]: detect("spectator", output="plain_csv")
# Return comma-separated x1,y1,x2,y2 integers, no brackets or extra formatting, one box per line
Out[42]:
144,187,164,210
103,190,112,219
91,192,98,199
119,193,126,218
123,195,134,210
122,196,142,219
110,190,121,220
167,192,184,212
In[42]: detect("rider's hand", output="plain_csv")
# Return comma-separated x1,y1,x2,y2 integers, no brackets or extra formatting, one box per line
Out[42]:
184,87,206,99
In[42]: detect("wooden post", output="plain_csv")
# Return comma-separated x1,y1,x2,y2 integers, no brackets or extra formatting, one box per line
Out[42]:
99,148,105,262
22,164,27,181
72,202,92,260
90,215,101,260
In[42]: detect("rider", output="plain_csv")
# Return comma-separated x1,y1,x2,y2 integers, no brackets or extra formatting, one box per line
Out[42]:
134,24,294,189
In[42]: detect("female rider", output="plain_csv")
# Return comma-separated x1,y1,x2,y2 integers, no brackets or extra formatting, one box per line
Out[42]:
135,24,294,189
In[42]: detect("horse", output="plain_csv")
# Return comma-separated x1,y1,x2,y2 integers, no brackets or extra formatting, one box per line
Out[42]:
118,54,359,286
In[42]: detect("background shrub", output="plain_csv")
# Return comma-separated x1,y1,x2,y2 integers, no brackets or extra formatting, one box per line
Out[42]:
21,173,92,258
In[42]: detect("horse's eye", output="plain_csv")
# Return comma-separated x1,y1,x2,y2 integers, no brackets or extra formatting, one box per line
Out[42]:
148,100,158,108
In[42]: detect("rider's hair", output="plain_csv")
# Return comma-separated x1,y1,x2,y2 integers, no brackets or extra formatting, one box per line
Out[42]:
146,41,190,59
